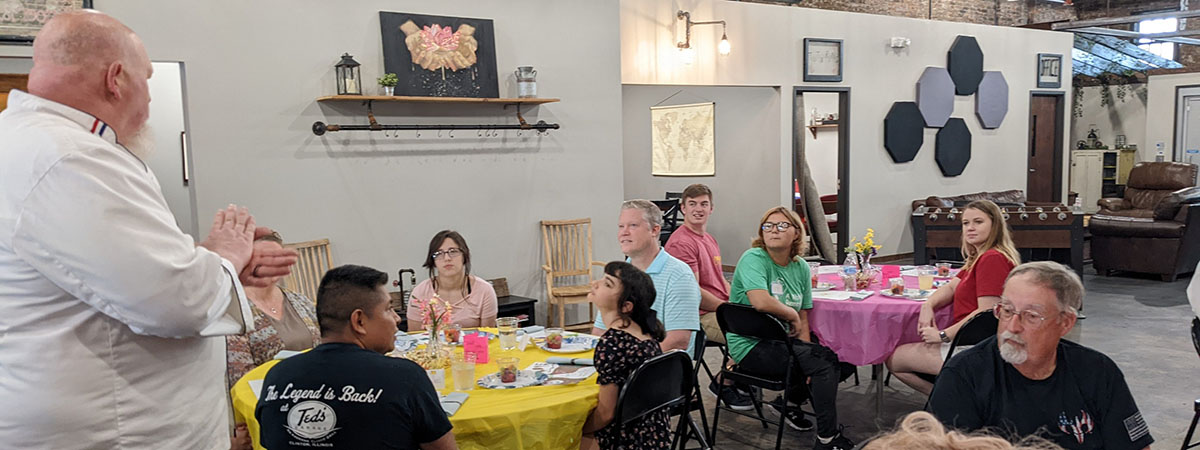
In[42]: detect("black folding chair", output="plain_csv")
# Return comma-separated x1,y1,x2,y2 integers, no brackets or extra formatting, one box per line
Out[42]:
711,303,813,450
611,350,693,449
887,308,998,387
1181,317,1200,450
669,328,712,450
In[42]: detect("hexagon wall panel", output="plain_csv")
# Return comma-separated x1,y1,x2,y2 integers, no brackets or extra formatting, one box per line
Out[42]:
947,36,984,96
975,71,1009,129
884,102,924,163
916,67,955,128
936,118,971,177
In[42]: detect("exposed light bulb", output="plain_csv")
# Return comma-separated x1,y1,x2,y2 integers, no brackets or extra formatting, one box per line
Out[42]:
680,46,696,65
718,34,731,55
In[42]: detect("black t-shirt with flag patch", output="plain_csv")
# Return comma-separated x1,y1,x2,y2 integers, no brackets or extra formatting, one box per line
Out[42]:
929,336,1152,450
255,343,453,449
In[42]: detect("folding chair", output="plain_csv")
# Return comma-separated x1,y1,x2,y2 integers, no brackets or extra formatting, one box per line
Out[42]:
1181,317,1200,450
610,350,693,449
886,307,998,387
711,303,813,450
671,328,712,450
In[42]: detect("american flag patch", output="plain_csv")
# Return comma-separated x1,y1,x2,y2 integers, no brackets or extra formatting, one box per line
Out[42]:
1124,411,1149,442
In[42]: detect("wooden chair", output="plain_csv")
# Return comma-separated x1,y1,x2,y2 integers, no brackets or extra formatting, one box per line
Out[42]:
540,219,604,331
281,238,333,301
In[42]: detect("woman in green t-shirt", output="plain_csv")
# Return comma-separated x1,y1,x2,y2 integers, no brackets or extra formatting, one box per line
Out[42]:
725,206,854,450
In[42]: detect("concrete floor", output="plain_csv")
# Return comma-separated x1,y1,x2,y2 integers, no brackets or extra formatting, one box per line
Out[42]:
680,267,1198,449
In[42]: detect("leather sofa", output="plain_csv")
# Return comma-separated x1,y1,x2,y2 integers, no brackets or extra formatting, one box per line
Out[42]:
1090,162,1200,281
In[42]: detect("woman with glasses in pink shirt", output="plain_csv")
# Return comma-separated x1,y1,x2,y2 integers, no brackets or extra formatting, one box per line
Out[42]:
406,230,498,331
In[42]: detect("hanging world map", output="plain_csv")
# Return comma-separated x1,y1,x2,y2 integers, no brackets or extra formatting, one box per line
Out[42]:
651,102,715,176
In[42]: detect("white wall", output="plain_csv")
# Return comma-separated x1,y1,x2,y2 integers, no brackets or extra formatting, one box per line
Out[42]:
802,92,839,197
1071,85,1147,153
620,0,1074,256
622,85,781,263
1146,72,1200,162
74,0,624,322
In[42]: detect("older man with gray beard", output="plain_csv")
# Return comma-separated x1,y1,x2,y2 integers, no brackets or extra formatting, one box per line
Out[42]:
928,261,1152,450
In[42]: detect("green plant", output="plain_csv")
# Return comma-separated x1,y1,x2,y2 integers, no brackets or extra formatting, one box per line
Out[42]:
1072,84,1084,118
377,73,398,87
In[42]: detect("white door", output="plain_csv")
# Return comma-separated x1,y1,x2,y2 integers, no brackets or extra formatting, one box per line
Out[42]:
1180,96,1200,170
143,62,198,239
1070,151,1103,213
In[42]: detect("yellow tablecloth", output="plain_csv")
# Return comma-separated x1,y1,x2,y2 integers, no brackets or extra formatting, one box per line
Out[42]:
231,329,599,450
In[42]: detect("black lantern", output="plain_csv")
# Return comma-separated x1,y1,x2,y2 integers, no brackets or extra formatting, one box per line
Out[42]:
335,53,362,95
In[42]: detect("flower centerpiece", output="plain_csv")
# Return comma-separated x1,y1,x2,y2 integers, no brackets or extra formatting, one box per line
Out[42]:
845,228,882,289
405,294,454,370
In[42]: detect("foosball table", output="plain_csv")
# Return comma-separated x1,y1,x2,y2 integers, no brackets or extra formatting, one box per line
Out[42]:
911,205,1084,275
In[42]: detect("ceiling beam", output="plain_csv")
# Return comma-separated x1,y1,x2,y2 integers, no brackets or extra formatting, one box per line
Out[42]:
1074,36,1155,71
1071,27,1200,47
1052,9,1200,30
1083,34,1185,68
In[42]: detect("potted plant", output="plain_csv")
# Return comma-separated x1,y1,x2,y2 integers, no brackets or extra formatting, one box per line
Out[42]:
377,73,398,96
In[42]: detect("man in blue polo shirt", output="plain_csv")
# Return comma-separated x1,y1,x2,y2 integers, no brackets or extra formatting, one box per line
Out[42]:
592,199,700,353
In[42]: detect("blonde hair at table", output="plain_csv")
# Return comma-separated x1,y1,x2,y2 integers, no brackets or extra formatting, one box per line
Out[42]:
863,411,1064,450
960,200,1020,271
750,206,808,260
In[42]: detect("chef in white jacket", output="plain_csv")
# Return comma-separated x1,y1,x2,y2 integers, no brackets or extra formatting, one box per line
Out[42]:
0,11,297,449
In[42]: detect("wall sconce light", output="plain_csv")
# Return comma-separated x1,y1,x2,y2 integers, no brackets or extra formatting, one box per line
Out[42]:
677,10,729,64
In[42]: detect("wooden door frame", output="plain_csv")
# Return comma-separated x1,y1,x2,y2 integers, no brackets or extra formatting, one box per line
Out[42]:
1029,91,1065,203
793,86,850,263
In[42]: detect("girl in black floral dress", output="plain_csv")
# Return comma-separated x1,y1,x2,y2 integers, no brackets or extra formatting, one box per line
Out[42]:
581,261,670,450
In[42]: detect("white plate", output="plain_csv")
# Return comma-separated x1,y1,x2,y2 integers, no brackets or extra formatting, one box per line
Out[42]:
477,370,549,389
538,335,599,353
812,282,837,292
879,288,933,301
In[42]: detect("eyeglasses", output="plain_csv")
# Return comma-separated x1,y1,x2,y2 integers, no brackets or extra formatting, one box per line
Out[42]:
992,302,1056,329
432,248,463,260
761,222,794,232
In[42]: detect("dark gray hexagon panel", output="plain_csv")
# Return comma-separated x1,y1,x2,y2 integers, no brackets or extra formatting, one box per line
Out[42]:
947,36,983,96
884,101,924,163
975,71,1008,129
936,118,971,177
917,67,954,128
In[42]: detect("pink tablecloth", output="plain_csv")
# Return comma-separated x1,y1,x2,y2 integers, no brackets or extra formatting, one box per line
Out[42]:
808,265,954,366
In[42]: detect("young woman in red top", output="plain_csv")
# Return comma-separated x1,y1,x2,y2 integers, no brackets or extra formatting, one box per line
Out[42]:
885,200,1020,395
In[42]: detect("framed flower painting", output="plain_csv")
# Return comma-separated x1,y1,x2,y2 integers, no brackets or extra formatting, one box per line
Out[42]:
379,11,500,98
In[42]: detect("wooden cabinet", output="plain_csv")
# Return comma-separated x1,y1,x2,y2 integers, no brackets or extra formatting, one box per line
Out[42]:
1070,149,1137,213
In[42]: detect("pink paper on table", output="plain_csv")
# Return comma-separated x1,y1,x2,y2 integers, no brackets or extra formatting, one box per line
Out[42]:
463,334,488,364
881,265,900,281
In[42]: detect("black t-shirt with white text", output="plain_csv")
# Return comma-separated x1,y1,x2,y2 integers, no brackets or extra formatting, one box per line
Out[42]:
255,343,453,449
928,336,1152,450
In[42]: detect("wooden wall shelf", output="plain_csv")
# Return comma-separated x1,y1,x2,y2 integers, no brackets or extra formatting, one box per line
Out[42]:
808,123,838,138
317,95,560,104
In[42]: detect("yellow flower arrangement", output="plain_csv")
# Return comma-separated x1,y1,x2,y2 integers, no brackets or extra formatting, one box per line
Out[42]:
845,228,883,288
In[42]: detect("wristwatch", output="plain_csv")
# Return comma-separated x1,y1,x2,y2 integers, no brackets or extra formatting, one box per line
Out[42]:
939,330,950,343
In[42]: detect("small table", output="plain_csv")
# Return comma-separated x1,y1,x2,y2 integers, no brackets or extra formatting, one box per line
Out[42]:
807,266,954,419
498,295,537,327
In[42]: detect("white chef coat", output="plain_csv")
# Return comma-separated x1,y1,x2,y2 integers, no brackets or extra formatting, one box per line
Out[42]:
0,90,254,449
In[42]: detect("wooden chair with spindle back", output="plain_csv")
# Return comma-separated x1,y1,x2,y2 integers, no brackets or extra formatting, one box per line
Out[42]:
540,219,604,332
281,238,333,302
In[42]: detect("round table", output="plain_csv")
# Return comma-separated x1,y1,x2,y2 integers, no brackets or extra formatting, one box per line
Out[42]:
231,328,599,450
807,265,954,366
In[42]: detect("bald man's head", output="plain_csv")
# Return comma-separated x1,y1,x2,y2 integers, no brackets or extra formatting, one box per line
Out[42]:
28,10,153,144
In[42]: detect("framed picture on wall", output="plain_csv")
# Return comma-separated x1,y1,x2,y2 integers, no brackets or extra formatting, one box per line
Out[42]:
650,102,715,176
1037,53,1062,89
379,11,500,98
0,0,93,45
804,38,843,82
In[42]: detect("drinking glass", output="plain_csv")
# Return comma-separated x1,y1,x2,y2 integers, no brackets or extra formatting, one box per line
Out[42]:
888,277,906,295
918,266,936,290
496,356,520,383
807,262,821,288
936,262,952,277
497,317,519,350
452,356,476,391
545,328,564,350
444,323,462,345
